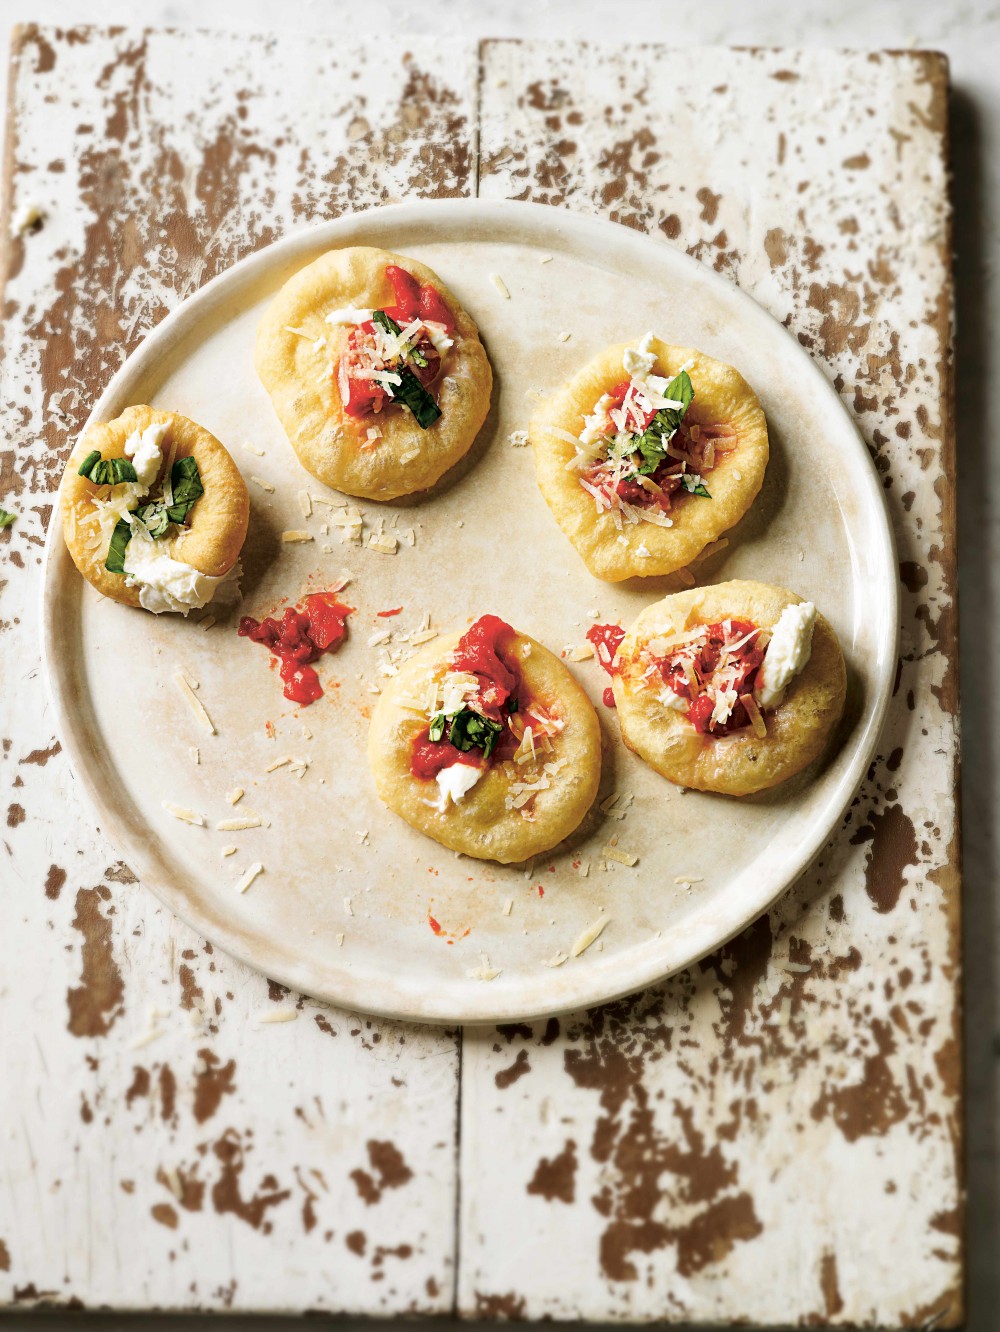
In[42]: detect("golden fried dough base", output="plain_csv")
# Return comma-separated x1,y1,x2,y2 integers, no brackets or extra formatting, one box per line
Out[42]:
529,337,768,581
368,630,602,864
613,580,846,795
255,246,493,501
60,405,249,608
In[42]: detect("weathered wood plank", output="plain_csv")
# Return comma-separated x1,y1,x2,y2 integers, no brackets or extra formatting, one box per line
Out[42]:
462,41,960,1327
0,26,477,1314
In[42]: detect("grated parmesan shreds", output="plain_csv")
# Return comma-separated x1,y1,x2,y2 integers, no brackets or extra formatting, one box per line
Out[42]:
344,896,354,916
162,801,206,827
567,642,595,662
490,272,511,299
543,951,569,968
173,670,216,735
336,932,345,947
256,1007,298,1024
226,787,244,806
502,899,513,916
675,567,696,587
243,443,265,457
199,615,216,632
368,532,398,554
298,490,312,519
281,530,314,543
216,816,263,832
674,873,704,885
603,845,638,867
572,916,610,957
222,845,237,857
235,862,264,895
250,475,275,493
469,953,502,982
266,756,291,773
508,429,529,448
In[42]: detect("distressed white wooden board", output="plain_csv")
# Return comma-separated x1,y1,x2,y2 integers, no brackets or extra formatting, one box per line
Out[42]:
459,42,961,1327
0,26,474,1314
0,26,961,1324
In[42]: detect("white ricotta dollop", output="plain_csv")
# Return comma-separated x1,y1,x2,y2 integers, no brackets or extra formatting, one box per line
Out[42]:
658,688,688,712
622,332,658,380
755,601,816,711
579,392,614,446
435,761,484,811
324,306,374,326
422,321,455,357
123,525,240,615
123,421,168,489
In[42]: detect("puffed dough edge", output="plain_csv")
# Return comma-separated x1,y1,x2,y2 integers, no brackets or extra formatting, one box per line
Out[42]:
613,579,846,795
60,404,249,608
368,630,602,864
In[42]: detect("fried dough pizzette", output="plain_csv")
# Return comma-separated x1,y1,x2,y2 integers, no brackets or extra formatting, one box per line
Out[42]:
60,405,249,614
529,334,768,581
368,615,602,864
611,580,846,795
255,246,493,502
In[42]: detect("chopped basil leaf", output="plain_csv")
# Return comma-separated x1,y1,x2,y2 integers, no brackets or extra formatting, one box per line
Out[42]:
374,307,430,369
391,367,441,430
372,308,402,338
627,370,696,478
448,708,503,759
428,712,447,743
169,455,204,513
508,697,519,713
0,507,14,528
104,517,132,573
681,473,712,498
80,452,138,486
135,456,204,538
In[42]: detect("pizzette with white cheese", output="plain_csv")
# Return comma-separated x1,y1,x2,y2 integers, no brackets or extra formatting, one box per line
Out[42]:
368,615,602,864
612,580,846,795
60,405,249,614
255,246,493,502
529,335,769,582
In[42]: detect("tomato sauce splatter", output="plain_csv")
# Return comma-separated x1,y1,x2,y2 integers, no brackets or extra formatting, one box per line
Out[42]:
587,622,624,708
239,592,352,706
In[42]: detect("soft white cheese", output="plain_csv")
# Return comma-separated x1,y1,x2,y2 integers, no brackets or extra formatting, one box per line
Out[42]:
123,525,241,615
325,306,374,326
123,421,168,489
580,392,614,445
422,321,454,357
755,602,816,710
435,762,483,811
658,688,688,712
623,333,658,380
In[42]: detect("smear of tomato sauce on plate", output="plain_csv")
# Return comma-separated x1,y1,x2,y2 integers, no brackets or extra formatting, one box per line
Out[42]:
238,592,352,705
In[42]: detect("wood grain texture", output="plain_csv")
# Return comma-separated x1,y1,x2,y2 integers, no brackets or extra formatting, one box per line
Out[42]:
0,28,960,1324
461,41,961,1327
0,25,474,1315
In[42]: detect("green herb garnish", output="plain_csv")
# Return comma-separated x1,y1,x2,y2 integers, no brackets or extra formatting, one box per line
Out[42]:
372,308,402,338
428,706,503,759
104,517,132,573
134,455,204,538
392,367,441,429
681,474,712,498
448,708,503,759
370,310,440,427
79,452,138,486
0,507,15,528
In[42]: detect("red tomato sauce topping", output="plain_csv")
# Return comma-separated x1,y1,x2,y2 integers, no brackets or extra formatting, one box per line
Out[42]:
410,614,523,780
587,622,625,708
238,593,352,706
660,619,766,735
337,264,454,420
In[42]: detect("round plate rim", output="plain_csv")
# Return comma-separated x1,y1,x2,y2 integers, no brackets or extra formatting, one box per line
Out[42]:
40,198,899,1025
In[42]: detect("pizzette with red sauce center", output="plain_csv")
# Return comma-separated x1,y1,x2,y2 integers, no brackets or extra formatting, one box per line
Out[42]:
368,615,602,864
255,246,493,502
612,580,846,795
529,334,768,581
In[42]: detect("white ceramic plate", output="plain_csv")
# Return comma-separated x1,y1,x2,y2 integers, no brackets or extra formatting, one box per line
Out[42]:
41,200,897,1024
